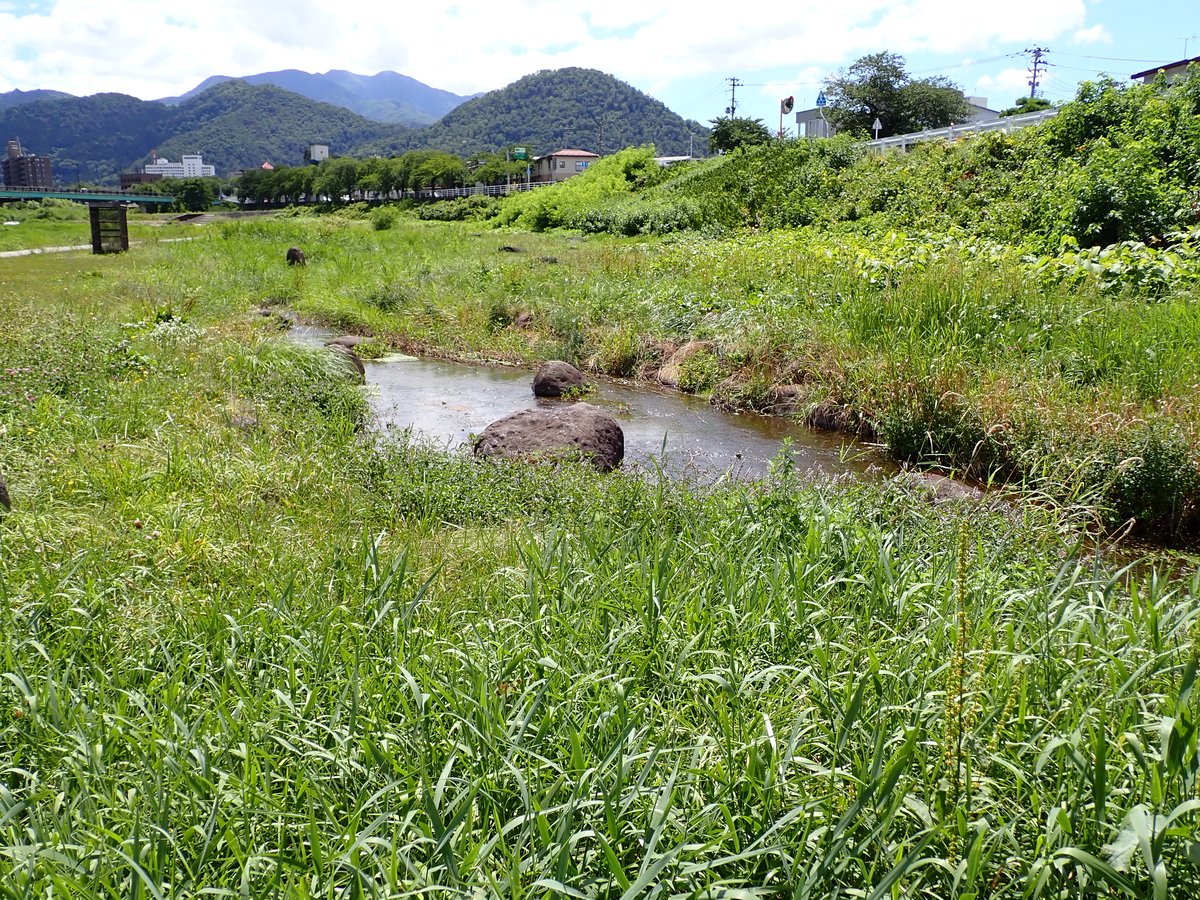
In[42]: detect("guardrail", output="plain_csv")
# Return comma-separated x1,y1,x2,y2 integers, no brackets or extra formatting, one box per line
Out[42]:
863,108,1060,152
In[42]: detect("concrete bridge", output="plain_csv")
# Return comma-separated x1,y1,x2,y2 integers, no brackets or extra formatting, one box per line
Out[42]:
0,186,174,204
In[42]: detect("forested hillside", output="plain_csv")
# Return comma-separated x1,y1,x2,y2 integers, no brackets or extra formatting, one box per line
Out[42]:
0,93,174,183
363,68,708,158
0,82,410,182
148,81,410,173
0,68,705,183
157,69,474,126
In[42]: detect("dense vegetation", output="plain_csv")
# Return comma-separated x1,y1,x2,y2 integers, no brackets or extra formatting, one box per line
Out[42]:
1,66,1198,898
1,227,1199,897
552,73,1200,249
0,68,705,186
0,92,175,184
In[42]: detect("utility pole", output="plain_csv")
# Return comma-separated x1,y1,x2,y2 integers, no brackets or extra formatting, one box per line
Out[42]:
1025,47,1047,98
725,77,742,117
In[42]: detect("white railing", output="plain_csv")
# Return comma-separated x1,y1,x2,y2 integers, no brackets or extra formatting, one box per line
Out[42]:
403,181,553,201
863,107,1060,152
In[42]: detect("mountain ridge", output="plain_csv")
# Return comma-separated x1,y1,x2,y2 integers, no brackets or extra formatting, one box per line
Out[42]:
0,68,708,185
154,69,477,125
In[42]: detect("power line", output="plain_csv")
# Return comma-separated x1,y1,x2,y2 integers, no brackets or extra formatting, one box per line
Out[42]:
907,52,1025,75
1050,52,1171,63
1045,61,1136,76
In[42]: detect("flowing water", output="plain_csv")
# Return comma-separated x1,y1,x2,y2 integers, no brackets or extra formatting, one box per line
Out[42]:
293,326,890,482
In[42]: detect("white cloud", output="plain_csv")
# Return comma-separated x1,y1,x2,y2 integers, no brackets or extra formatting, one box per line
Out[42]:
1,0,1098,104
1072,23,1113,44
974,68,1034,106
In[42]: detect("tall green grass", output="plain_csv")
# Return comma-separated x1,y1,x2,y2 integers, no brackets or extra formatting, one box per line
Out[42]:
122,216,1200,537
2,229,1200,896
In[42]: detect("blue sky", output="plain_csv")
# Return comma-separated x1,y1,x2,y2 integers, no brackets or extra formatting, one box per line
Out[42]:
1,0,1196,131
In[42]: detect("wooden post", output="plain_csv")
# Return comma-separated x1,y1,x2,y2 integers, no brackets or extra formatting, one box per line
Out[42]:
89,202,129,254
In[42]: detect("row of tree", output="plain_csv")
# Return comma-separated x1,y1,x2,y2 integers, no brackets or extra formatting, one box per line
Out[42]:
233,148,537,203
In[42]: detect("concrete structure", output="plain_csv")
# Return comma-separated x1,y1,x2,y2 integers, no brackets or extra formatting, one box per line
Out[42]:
305,143,330,163
3,140,53,189
143,154,216,178
1131,56,1200,85
532,149,599,183
796,95,999,139
120,172,163,189
795,108,834,138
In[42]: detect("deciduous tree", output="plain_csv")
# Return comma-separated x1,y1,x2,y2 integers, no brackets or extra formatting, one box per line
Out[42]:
823,52,975,138
707,117,771,154
999,96,1053,117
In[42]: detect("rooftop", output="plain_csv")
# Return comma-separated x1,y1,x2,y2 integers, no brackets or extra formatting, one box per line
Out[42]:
1131,56,1200,80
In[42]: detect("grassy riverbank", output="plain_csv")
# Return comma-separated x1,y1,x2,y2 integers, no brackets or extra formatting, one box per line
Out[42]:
0,203,194,252
122,213,1200,540
1,221,1199,896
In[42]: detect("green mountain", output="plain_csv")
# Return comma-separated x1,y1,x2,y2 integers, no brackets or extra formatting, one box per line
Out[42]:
148,80,410,173
156,69,476,126
0,93,174,183
0,68,706,185
0,82,410,183
365,68,708,158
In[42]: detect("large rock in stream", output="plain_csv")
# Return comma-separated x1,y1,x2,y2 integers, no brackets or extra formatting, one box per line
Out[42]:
532,360,586,397
474,402,624,471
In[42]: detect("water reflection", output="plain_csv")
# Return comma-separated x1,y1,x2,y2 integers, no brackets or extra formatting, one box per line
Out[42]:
292,326,888,482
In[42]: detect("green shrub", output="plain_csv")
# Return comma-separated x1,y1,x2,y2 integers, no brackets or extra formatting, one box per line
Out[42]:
370,205,400,230
416,195,498,221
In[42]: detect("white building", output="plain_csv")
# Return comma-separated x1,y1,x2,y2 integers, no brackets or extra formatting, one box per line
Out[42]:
305,144,330,162
143,154,217,178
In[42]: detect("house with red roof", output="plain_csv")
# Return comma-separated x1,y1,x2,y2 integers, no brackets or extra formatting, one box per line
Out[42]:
532,149,599,183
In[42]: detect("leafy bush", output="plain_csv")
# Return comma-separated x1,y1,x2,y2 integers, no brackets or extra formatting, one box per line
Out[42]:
370,204,400,230
490,147,661,231
416,195,498,221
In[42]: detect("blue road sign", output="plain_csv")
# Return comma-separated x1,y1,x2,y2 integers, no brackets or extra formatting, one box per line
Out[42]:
816,91,828,107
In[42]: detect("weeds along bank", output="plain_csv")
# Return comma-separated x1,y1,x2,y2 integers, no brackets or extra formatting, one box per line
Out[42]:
3,244,1200,896
399,72,1200,539
149,213,1199,540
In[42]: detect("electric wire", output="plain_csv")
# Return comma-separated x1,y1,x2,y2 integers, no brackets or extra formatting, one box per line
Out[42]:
1050,52,1173,64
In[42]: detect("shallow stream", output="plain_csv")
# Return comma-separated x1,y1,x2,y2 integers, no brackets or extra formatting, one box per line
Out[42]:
292,326,888,482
